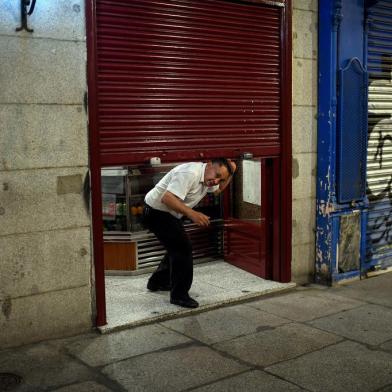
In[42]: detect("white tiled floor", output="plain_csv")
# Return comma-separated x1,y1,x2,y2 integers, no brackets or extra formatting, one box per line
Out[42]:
101,260,295,333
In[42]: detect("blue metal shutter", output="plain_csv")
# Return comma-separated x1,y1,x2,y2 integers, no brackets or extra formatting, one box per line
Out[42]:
366,1,392,270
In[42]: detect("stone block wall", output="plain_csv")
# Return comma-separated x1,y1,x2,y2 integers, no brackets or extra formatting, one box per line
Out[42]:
291,0,318,283
0,1,93,348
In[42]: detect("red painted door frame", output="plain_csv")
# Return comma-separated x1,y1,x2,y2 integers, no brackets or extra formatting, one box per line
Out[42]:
223,157,284,280
86,0,291,327
86,0,106,326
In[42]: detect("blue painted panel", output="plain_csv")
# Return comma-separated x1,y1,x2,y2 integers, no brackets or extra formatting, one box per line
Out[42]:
315,0,338,284
317,0,368,284
337,57,368,203
339,0,365,67
332,269,361,282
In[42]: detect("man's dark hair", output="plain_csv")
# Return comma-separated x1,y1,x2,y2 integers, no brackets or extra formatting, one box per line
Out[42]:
212,157,234,176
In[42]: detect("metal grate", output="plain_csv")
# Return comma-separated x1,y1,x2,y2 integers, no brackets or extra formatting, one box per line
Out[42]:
0,373,23,392
337,58,368,203
104,220,223,271
365,0,392,270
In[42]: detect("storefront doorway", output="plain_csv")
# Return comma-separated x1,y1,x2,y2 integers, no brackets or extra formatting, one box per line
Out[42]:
99,158,292,331
86,0,292,326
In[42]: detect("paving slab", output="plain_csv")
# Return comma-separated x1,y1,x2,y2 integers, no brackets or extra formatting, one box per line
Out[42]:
102,345,249,392
332,273,392,308
161,304,290,344
0,343,92,392
308,304,392,345
105,274,149,294
64,324,191,367
246,289,364,322
266,340,392,392
53,381,113,392
104,288,172,327
378,385,392,392
213,323,342,367
189,281,260,303
191,369,303,392
195,262,292,293
380,339,392,353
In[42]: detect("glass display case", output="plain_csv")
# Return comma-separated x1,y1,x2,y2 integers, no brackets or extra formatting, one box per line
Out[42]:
101,164,224,273
102,167,128,232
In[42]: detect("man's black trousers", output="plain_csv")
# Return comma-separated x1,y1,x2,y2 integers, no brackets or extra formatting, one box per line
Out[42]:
142,204,193,300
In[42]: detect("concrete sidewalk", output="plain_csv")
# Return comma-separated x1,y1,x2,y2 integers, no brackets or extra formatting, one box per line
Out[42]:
1,272,392,392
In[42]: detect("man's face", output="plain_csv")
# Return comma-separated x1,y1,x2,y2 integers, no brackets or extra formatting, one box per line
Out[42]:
204,162,230,187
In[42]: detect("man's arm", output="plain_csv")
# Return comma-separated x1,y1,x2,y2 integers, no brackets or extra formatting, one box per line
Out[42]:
161,191,210,227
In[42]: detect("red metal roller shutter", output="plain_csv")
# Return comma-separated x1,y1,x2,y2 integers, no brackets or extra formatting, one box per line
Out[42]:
95,0,282,165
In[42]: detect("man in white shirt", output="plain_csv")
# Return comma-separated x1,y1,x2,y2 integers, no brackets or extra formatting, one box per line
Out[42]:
143,158,236,308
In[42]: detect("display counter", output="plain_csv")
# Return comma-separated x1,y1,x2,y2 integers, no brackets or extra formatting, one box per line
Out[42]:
101,165,223,273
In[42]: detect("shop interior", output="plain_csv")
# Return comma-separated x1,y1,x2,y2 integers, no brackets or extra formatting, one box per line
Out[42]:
100,160,293,332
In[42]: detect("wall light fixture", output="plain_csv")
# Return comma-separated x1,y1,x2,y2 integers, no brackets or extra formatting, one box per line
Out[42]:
16,0,37,33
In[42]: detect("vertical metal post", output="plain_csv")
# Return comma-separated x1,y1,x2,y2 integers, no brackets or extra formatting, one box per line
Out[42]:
86,0,107,327
315,0,339,284
279,0,292,283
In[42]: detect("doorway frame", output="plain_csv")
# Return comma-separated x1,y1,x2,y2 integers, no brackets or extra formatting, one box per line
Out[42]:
86,0,292,327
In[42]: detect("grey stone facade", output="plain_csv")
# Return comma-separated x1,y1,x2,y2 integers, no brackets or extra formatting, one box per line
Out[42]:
0,0,318,348
0,1,93,348
291,0,318,284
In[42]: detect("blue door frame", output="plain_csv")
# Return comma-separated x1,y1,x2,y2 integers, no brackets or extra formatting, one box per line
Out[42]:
316,0,369,284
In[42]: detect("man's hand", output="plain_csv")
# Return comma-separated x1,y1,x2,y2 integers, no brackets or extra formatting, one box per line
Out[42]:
161,191,210,227
188,210,210,227
227,159,237,174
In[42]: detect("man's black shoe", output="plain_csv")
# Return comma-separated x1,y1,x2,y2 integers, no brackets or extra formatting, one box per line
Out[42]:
170,297,199,308
147,280,171,292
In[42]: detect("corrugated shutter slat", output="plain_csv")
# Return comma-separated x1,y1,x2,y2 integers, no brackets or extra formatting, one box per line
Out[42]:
95,0,282,164
366,0,392,269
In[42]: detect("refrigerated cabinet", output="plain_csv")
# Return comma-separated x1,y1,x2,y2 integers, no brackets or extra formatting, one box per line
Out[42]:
102,165,224,273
